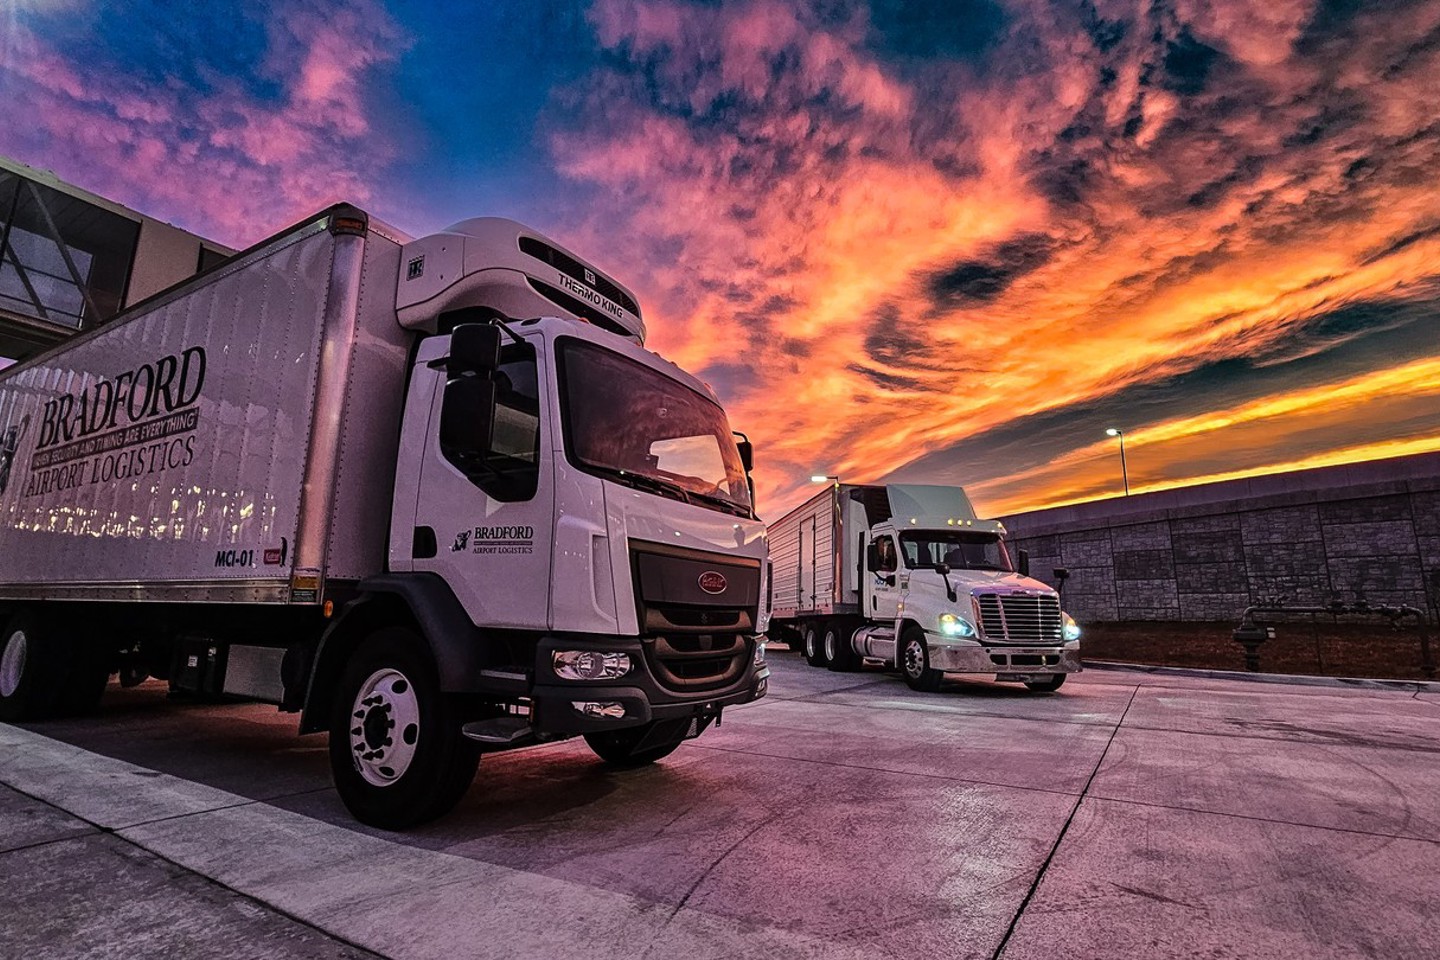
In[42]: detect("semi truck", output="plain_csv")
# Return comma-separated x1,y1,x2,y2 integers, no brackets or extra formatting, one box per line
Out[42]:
768,483,1079,692
0,204,770,828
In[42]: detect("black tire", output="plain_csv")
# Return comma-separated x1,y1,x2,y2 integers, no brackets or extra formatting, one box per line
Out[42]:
899,626,943,693
585,722,686,768
824,622,857,672
802,623,825,667
1024,675,1067,693
328,627,480,829
0,611,67,721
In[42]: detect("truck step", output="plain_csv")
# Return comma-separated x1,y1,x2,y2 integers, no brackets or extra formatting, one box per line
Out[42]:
461,716,535,747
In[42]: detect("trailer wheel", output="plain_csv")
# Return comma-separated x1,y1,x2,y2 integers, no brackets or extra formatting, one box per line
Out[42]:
1024,675,1066,693
899,627,943,693
824,623,856,672
328,627,480,829
802,624,825,667
0,612,67,721
585,722,686,768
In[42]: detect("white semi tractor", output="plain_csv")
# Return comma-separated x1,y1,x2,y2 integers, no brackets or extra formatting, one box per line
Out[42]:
0,204,770,827
768,483,1079,691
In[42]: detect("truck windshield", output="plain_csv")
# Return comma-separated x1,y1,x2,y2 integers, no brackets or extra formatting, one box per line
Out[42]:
557,338,752,517
901,531,1013,572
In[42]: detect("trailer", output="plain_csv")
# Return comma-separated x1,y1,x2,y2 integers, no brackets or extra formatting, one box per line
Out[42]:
0,205,770,827
769,483,1079,691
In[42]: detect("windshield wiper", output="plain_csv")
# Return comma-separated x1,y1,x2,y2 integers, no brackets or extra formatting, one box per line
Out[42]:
592,466,692,505
684,488,751,518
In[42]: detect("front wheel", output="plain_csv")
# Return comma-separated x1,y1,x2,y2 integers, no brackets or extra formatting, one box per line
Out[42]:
0,612,65,721
899,627,943,693
1024,675,1067,693
585,721,686,768
328,627,479,829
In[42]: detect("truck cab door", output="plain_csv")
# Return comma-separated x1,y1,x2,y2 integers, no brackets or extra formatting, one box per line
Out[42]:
866,530,903,622
412,330,555,630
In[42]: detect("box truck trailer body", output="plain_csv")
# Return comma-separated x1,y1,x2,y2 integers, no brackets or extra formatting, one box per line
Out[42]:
0,205,770,827
769,483,1079,692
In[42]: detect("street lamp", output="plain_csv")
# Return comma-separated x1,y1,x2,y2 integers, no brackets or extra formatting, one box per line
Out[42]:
1104,428,1129,496
810,474,839,484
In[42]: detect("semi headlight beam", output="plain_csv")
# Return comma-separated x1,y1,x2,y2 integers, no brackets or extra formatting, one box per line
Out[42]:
938,613,976,638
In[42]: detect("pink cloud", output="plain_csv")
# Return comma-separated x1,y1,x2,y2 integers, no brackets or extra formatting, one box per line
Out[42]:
0,0,407,247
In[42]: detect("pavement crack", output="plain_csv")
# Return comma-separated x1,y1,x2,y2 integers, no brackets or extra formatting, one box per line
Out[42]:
0,829,102,858
989,683,1140,960
1109,881,1199,910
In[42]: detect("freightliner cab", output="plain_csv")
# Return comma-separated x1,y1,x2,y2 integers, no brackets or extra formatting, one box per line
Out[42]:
768,483,1079,692
0,205,770,827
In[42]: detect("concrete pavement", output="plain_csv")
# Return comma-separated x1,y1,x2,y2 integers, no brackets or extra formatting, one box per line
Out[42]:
3,652,1438,959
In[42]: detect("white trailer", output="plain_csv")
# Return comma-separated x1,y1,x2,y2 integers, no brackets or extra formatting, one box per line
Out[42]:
769,483,1079,692
0,205,770,827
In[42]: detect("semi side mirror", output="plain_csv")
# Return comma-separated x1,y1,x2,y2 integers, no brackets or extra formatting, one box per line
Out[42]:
439,376,496,466
447,324,501,377
735,438,754,473
1017,549,1031,577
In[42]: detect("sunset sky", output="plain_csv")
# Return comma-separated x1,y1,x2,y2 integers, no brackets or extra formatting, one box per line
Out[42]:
4,0,1438,518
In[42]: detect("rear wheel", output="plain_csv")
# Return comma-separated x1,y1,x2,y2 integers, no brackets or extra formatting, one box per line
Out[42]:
899,626,943,693
0,611,67,721
825,622,857,672
803,623,825,667
585,721,686,768
328,627,480,829
1024,675,1067,693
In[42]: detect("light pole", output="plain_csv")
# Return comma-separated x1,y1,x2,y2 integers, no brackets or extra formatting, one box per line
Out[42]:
810,474,839,485
1105,428,1129,496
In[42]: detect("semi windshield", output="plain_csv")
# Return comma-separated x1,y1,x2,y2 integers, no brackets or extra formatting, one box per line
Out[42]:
901,531,1013,572
557,338,752,516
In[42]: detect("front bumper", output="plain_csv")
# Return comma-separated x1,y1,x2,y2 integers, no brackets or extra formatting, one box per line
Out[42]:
925,635,1081,675
530,634,769,735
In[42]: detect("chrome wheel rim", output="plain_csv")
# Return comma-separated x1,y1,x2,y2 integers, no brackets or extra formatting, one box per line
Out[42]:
903,639,925,679
824,630,838,661
804,630,818,658
348,668,421,787
0,629,26,698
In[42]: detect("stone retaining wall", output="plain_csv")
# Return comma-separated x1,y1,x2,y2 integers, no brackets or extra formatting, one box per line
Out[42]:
1000,453,1440,623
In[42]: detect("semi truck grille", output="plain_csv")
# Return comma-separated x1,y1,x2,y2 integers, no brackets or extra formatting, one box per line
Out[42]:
976,594,1063,644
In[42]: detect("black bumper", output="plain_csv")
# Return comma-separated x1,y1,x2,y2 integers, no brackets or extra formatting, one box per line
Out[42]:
530,635,769,735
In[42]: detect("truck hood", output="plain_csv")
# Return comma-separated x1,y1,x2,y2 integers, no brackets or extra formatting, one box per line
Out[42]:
601,482,768,635
903,569,1059,625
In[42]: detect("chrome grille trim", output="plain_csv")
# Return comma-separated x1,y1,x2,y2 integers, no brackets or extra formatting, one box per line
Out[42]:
975,593,1063,644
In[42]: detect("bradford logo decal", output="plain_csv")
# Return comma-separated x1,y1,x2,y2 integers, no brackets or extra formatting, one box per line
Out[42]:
698,571,728,595
0,416,29,497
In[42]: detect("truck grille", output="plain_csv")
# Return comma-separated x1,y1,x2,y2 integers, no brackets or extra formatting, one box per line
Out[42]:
976,593,1063,644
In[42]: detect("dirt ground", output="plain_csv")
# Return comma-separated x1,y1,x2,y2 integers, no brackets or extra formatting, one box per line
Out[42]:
1081,619,1439,681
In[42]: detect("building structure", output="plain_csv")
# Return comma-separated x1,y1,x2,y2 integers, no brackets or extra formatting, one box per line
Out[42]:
0,155,231,363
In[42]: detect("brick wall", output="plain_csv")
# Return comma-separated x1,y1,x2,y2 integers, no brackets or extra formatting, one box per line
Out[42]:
1000,453,1440,623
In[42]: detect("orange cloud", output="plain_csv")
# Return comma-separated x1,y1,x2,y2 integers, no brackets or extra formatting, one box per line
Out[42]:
550,0,1440,519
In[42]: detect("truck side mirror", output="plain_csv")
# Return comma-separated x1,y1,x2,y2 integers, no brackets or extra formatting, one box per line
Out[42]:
866,543,881,571
447,324,501,377
735,438,754,473
1017,549,1030,576
439,376,496,465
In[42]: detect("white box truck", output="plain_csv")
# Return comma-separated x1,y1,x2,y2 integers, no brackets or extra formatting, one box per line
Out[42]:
0,205,770,827
768,483,1080,692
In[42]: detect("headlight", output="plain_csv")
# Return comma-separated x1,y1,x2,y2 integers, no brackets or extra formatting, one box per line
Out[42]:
754,639,767,666
1062,613,1081,642
553,650,632,681
938,613,976,638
